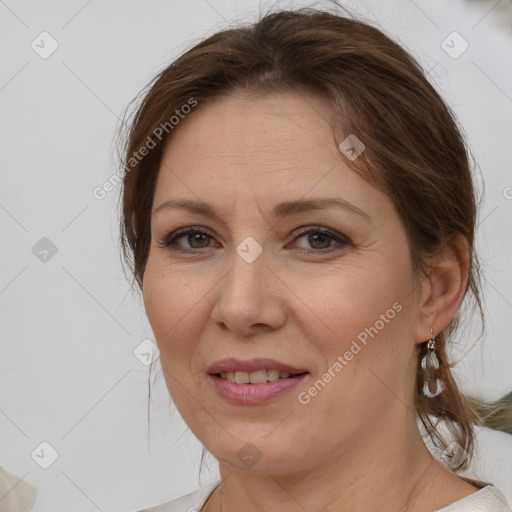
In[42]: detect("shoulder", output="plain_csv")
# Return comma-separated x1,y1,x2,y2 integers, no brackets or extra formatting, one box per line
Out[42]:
136,481,220,512
0,466,38,512
436,484,512,512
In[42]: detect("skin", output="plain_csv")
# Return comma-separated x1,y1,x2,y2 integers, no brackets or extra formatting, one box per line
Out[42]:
143,91,478,512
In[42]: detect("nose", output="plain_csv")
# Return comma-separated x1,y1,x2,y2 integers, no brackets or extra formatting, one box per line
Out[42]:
210,245,287,336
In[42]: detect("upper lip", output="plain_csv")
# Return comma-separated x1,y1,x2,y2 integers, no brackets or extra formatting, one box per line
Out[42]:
207,358,308,375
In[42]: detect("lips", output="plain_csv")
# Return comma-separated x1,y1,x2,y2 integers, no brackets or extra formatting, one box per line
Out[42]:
206,357,308,375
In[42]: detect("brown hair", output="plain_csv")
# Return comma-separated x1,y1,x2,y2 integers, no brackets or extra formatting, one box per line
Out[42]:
117,5,510,470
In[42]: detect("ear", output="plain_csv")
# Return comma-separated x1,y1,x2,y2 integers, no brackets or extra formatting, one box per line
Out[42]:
415,233,470,342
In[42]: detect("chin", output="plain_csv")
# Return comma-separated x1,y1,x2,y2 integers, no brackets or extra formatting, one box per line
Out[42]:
206,431,309,474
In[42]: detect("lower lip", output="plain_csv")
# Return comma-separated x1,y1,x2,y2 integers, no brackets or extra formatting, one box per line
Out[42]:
208,373,308,404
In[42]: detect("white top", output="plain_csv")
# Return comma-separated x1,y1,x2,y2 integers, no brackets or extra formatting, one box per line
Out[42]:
0,466,38,512
138,479,512,512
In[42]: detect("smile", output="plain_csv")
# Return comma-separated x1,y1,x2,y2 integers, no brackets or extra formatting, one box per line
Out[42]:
217,369,305,384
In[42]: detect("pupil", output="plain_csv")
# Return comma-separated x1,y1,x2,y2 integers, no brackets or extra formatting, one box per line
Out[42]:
189,233,209,248
309,233,330,249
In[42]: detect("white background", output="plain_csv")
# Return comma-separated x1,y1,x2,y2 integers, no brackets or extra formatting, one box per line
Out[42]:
0,0,511,510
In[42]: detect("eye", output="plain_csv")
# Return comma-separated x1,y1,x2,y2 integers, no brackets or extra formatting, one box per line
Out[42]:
291,226,351,253
159,226,216,253
158,225,351,255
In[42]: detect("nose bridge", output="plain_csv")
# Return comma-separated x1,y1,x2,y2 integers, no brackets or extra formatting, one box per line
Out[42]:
212,236,286,333
224,236,268,301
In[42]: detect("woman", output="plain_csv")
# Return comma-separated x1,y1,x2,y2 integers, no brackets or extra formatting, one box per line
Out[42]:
117,6,512,512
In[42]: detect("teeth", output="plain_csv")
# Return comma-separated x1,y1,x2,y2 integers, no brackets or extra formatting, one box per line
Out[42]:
235,371,250,384
249,370,267,384
219,369,297,384
266,369,280,381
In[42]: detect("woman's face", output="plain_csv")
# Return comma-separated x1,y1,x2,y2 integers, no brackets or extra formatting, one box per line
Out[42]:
143,91,425,474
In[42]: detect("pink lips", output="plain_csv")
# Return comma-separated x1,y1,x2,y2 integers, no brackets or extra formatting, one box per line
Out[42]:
206,358,309,405
208,373,308,404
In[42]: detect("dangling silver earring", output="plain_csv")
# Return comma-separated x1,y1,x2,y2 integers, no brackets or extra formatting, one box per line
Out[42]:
421,328,445,398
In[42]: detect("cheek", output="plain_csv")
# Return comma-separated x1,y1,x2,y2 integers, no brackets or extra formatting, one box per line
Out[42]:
298,254,412,346
142,266,210,418
292,246,417,404
143,266,202,362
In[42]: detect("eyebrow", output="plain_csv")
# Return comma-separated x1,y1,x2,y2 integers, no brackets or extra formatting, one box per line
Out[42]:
153,197,371,222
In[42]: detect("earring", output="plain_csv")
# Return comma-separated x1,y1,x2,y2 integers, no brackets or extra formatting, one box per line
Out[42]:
421,328,445,398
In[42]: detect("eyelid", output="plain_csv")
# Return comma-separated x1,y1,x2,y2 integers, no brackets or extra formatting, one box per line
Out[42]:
159,224,352,253
291,225,352,246
159,225,217,250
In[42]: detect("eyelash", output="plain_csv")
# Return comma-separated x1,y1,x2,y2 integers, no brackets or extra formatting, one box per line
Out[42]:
158,225,352,255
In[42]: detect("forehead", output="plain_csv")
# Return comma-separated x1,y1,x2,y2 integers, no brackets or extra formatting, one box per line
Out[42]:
153,91,387,219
